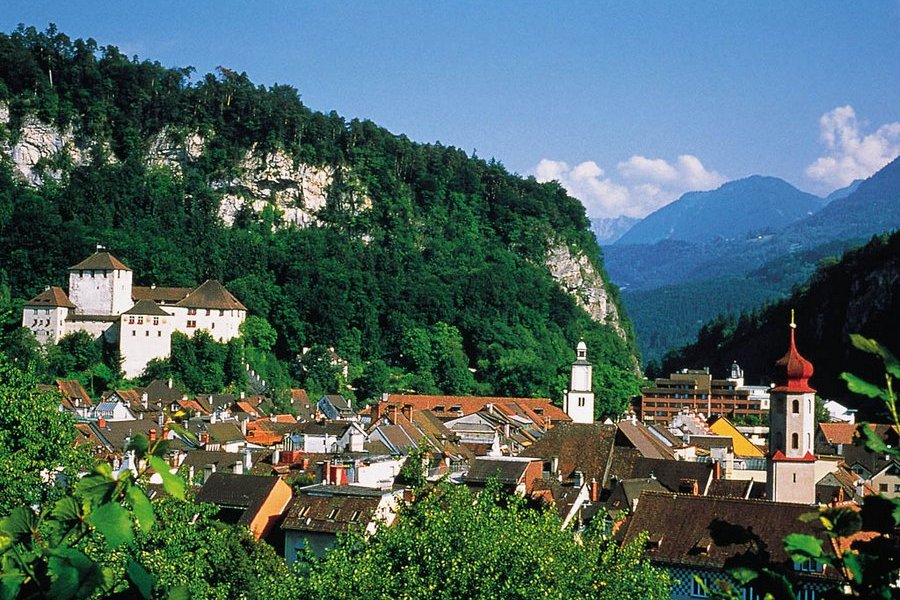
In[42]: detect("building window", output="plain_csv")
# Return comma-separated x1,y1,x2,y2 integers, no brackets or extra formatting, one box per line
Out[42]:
792,433,799,450
137,316,144,325
894,484,900,493
792,399,800,414
153,317,159,326
206,309,211,316
880,483,888,492
188,308,197,315
187,320,196,328
128,316,135,325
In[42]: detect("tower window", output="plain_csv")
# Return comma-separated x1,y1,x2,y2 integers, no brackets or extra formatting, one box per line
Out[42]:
791,433,799,450
792,399,799,414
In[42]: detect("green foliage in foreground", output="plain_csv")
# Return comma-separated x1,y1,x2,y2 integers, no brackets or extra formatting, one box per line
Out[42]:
297,481,671,600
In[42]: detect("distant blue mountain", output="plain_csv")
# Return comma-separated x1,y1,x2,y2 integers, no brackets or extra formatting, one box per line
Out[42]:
823,179,863,204
591,216,639,245
616,176,827,245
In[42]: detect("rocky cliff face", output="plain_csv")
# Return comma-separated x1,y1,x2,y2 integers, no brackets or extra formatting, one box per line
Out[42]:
214,149,333,227
546,243,626,340
1,108,89,185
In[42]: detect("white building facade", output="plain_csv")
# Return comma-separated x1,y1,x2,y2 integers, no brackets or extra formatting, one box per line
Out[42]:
23,251,247,378
563,341,595,424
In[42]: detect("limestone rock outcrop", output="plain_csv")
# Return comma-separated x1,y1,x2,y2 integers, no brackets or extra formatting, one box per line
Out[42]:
546,244,626,340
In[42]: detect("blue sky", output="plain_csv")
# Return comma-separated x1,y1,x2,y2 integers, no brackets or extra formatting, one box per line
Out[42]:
3,2,899,217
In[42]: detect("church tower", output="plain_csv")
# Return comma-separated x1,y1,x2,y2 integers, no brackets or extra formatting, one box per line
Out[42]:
766,312,817,504
564,341,594,424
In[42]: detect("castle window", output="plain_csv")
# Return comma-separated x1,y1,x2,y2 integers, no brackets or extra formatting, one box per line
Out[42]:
132,331,136,336
187,320,196,328
158,331,162,337
153,317,159,326
792,433,799,449
145,330,149,336
219,309,225,316
128,316,135,325
188,308,197,316
792,399,800,414
137,316,144,325
206,309,211,316
211,322,215,329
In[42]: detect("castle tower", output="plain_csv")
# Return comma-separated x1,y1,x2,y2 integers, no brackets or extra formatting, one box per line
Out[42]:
564,341,594,424
766,312,817,504
68,249,134,316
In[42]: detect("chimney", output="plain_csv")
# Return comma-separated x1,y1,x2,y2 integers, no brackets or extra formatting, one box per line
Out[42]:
590,478,599,503
203,463,216,484
713,460,721,480
679,478,699,496
167,378,173,389
371,402,382,422
550,456,559,476
142,392,148,409
188,465,195,484
402,404,413,420
241,418,247,436
323,460,331,485
234,460,243,475
487,403,494,415
98,417,107,428
243,448,252,470
273,448,281,465
148,428,157,442
199,431,209,445
240,391,245,400
504,423,510,439
158,413,165,427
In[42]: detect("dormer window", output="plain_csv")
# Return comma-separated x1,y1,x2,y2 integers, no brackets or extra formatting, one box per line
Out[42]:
450,405,462,413
327,508,339,520
188,308,197,316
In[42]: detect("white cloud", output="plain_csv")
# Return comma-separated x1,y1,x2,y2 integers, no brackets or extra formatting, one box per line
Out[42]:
805,105,900,189
533,155,725,218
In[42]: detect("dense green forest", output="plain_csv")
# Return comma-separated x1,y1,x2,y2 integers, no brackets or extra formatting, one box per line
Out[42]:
659,231,900,417
0,26,638,417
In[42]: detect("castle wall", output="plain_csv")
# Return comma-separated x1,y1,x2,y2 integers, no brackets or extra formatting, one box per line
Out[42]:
69,269,133,315
22,306,69,344
119,313,175,378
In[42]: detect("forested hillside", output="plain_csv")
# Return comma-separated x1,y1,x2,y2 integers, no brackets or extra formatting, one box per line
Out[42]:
660,232,900,417
0,26,639,417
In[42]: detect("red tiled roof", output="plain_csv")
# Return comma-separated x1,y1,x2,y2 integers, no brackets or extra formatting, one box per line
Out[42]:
25,287,76,309
132,286,193,304
70,252,131,271
55,379,92,407
175,280,247,310
818,422,857,445
382,394,570,425
771,450,816,462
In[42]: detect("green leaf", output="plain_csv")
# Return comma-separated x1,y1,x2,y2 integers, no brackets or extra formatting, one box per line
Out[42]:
88,501,133,549
842,551,863,585
127,433,149,460
47,547,102,600
822,507,863,538
841,373,886,399
75,469,117,506
784,533,823,559
729,566,757,585
858,424,891,454
149,456,185,500
0,507,37,545
849,334,900,377
126,560,155,599
0,568,26,600
125,485,156,534
167,585,191,600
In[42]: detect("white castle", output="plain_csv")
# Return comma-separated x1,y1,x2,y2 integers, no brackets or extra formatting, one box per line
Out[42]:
23,250,246,378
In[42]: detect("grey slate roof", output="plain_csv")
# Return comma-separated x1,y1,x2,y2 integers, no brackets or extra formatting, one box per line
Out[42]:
195,472,279,509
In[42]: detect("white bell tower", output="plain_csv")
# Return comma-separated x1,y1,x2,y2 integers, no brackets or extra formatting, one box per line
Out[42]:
564,341,594,424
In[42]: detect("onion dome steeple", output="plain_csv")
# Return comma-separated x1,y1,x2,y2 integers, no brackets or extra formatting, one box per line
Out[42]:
772,310,815,394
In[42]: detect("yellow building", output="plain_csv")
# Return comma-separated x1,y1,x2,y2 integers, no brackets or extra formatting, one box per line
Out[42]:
708,415,764,458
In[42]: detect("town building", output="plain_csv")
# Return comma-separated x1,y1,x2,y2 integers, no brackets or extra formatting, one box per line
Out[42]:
637,361,769,424
22,250,246,378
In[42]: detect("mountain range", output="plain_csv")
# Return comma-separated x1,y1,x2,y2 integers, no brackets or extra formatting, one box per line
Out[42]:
601,157,900,364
